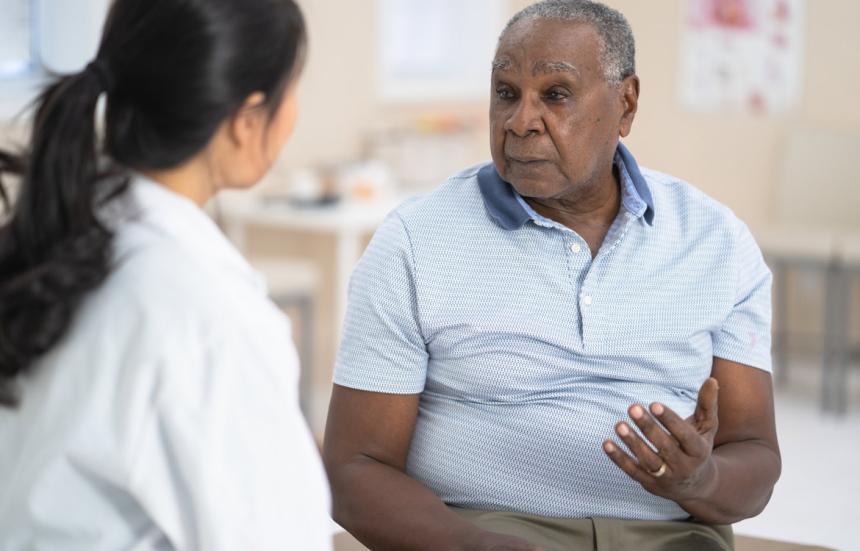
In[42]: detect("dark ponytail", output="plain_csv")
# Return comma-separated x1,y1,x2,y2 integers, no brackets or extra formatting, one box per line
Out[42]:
0,0,307,406
0,68,114,405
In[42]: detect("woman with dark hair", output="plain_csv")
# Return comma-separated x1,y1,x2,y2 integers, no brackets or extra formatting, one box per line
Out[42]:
0,0,331,548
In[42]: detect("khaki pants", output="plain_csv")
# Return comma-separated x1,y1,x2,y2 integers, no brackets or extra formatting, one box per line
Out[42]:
450,507,734,551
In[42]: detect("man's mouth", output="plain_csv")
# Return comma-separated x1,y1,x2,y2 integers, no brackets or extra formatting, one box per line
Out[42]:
508,156,548,163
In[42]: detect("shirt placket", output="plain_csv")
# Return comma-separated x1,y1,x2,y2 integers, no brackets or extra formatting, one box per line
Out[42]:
577,211,636,350
562,233,591,348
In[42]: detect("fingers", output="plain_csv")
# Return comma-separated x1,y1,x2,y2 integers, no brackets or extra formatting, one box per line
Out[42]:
613,416,663,473
649,402,710,458
602,439,654,487
626,404,680,464
694,377,720,426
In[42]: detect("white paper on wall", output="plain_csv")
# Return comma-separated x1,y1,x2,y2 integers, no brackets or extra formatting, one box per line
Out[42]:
680,0,805,115
378,0,505,102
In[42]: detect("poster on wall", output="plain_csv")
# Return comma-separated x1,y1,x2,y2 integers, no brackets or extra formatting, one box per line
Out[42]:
680,0,805,115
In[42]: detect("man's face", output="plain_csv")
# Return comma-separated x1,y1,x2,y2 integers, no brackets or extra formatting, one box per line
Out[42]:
490,18,638,200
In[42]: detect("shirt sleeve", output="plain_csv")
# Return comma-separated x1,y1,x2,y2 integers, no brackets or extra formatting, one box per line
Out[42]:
127,326,333,551
712,219,773,372
333,211,429,394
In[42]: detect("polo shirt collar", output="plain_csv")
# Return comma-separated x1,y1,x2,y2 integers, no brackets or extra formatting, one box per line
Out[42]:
478,142,655,230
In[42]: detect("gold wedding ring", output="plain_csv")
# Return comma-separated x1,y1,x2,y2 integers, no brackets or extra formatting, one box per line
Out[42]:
649,463,668,478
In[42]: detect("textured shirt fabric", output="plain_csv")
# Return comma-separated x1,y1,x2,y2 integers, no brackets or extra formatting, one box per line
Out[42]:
0,176,332,550
334,143,772,520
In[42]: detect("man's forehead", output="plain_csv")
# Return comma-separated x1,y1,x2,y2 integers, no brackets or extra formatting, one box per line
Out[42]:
493,18,599,73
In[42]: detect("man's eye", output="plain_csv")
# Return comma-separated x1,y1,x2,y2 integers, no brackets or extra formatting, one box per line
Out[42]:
545,89,569,101
496,88,515,100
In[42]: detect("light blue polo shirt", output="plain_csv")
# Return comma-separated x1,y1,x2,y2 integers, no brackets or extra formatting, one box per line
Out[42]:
334,143,772,520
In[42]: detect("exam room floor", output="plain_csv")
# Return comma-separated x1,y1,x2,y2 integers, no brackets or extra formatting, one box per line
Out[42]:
312,360,860,551
734,359,860,551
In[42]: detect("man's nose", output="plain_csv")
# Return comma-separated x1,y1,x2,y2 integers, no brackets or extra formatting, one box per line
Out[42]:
504,95,545,137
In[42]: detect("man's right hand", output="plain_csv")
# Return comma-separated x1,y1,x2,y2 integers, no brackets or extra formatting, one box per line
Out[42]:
325,385,547,551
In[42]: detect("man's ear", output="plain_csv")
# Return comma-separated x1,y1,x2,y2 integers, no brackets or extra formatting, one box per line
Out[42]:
227,91,267,148
618,75,639,139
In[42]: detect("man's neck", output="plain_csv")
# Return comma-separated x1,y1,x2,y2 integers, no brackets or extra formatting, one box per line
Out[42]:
524,165,622,245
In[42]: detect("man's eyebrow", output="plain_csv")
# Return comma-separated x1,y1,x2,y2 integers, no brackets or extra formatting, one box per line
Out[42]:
533,61,581,77
491,58,514,72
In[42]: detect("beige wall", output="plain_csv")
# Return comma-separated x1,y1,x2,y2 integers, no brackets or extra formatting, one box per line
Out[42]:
614,0,860,226
287,0,860,229
279,0,515,171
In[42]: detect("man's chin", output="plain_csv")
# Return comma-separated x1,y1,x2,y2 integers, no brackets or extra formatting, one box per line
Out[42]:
500,163,565,199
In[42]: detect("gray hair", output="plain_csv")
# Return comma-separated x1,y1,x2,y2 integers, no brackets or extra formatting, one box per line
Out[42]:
501,0,636,86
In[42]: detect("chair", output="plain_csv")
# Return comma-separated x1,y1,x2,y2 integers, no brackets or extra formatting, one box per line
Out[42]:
822,233,860,414
757,128,860,413
755,225,837,388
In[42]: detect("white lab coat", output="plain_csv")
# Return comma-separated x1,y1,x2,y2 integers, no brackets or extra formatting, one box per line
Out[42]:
0,176,332,550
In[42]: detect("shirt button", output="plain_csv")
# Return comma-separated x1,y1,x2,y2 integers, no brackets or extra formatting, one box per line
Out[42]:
582,295,593,306
570,243,582,254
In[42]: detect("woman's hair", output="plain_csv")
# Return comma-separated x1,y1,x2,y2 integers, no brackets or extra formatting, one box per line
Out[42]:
0,0,307,405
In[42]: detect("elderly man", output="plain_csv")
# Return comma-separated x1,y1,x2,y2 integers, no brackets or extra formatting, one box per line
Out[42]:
324,1,780,550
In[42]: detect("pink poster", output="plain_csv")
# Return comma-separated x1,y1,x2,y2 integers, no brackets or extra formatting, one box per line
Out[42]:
680,0,804,114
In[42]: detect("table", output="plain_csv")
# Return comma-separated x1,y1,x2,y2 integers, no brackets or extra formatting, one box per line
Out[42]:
219,194,408,429
222,195,406,327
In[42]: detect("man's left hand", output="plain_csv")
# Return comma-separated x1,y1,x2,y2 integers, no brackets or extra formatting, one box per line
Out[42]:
602,377,720,503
